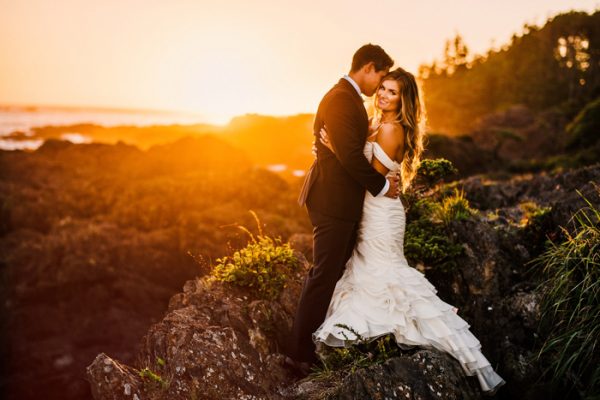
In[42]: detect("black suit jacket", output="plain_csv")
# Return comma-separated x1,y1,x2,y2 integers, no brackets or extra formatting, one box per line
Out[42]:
299,78,386,221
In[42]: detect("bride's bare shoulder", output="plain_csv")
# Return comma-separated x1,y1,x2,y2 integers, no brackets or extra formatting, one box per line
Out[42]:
377,122,405,144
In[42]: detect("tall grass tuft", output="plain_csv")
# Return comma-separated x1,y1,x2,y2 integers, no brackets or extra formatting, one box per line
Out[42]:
432,188,475,226
534,191,599,398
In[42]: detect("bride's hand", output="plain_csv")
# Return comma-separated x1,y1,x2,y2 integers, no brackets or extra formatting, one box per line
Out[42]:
319,126,335,153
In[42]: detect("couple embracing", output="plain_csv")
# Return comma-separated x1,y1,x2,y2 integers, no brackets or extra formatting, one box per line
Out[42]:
286,44,505,394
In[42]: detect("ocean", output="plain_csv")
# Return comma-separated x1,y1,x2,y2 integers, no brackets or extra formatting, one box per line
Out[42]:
0,104,209,150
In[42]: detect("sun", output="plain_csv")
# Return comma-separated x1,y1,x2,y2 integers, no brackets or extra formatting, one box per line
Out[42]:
154,38,274,124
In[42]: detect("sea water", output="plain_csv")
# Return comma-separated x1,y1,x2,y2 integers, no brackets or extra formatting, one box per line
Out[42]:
0,104,207,150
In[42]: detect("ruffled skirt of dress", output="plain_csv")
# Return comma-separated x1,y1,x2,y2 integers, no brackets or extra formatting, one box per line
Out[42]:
312,193,505,393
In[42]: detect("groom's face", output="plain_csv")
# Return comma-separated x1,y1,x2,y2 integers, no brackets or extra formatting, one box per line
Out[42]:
363,63,390,97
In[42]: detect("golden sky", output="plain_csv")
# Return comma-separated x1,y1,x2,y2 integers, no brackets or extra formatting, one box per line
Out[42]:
0,0,597,123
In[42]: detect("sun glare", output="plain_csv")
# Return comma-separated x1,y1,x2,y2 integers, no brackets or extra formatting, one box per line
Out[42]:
152,27,278,125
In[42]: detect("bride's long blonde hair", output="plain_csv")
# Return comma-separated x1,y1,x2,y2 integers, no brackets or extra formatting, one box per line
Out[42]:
373,67,426,192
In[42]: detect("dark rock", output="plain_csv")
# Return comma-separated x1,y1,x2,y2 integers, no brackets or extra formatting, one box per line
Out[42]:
471,105,568,162
294,350,483,400
0,220,198,400
85,253,310,399
461,163,600,212
86,354,143,400
5,135,597,400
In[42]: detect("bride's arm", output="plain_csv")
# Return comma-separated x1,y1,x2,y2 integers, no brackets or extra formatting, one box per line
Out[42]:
319,124,403,176
320,125,400,198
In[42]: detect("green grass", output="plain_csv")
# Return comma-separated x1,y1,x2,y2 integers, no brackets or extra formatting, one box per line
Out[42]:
534,190,599,399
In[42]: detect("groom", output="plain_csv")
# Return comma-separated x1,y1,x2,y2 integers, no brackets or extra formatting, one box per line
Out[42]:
288,44,398,372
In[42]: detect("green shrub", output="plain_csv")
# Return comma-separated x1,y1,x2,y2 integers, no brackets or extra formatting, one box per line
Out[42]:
404,190,469,271
415,158,459,187
404,218,464,272
211,211,301,300
534,192,599,398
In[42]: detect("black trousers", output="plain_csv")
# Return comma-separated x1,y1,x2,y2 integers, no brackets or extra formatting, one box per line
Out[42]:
288,209,359,363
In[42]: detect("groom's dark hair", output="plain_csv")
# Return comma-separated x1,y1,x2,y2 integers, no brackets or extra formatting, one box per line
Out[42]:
351,44,394,73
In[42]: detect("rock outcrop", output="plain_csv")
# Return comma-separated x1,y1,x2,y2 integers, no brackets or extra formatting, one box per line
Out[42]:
86,258,308,399
86,253,489,400
294,350,483,400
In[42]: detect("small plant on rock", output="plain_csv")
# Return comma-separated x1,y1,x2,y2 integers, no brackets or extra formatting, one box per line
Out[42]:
520,201,554,256
139,366,168,390
432,188,476,226
519,201,551,227
211,211,301,300
314,324,403,379
402,158,459,209
415,158,459,188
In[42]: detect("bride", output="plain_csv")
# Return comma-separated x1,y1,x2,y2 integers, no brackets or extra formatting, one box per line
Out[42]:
313,67,505,394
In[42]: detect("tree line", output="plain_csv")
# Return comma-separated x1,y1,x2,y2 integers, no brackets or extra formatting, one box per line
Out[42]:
419,10,600,135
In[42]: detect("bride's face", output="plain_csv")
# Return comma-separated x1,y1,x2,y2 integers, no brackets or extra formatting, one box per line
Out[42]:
376,79,400,113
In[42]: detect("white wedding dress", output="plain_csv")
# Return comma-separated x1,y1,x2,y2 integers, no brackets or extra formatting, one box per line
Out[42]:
313,140,505,393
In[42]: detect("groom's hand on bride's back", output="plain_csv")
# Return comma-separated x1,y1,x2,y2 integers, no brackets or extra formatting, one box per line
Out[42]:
384,176,400,198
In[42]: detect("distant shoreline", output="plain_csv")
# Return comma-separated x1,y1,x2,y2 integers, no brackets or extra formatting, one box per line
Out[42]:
0,102,206,116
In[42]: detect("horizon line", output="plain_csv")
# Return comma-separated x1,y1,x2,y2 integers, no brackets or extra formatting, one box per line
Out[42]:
0,101,316,121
